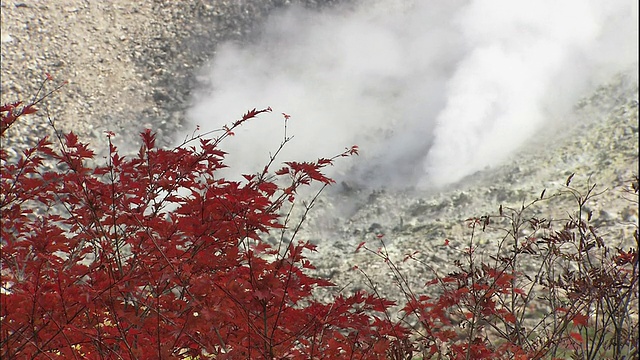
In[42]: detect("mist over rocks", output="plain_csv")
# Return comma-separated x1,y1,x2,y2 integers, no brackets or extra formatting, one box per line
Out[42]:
298,75,638,302
187,0,638,189
3,0,635,188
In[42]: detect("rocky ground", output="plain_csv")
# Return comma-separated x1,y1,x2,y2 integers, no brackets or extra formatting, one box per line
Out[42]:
297,74,639,302
2,0,638,307
1,0,342,155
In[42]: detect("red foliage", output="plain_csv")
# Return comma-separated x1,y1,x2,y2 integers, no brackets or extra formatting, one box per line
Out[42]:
1,100,406,359
3,78,637,359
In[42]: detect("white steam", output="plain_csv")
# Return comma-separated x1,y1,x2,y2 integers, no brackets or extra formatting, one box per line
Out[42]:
187,0,638,188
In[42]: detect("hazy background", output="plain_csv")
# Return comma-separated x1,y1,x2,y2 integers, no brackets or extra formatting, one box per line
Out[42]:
187,0,638,189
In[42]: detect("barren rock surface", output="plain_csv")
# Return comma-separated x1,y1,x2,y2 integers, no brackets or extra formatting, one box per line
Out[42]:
1,0,340,152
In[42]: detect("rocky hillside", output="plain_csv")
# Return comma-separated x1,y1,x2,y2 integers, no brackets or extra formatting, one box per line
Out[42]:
296,74,638,301
2,0,638,303
1,0,342,155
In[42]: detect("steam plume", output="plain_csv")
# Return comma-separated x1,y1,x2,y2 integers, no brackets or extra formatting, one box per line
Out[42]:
187,0,638,189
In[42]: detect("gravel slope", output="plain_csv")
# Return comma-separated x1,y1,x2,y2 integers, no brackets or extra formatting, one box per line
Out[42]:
1,0,342,153
298,74,638,302
2,0,638,303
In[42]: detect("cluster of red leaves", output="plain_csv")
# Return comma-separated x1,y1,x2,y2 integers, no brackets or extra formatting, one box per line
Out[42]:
3,80,637,359
0,103,406,359
402,265,533,359
1,102,37,136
